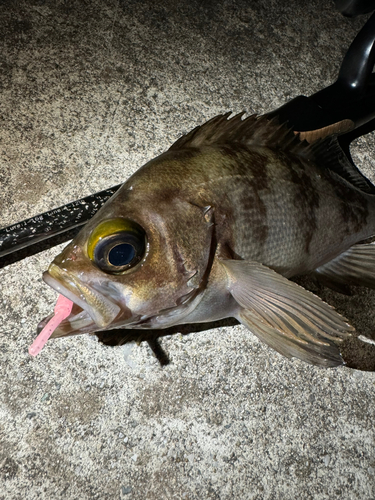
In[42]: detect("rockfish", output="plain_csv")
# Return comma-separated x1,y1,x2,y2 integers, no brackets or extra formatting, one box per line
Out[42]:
38,114,375,367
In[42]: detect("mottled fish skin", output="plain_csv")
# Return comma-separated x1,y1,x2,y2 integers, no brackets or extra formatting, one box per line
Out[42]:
38,114,375,366
114,145,375,276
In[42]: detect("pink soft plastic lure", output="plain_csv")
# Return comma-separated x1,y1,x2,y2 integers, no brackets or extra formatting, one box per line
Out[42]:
29,295,73,356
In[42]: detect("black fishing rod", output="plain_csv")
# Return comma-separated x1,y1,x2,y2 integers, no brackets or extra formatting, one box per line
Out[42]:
1,10,375,265
0,186,121,263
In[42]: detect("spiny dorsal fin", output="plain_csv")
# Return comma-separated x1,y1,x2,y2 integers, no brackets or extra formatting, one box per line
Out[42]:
169,113,303,153
170,113,375,194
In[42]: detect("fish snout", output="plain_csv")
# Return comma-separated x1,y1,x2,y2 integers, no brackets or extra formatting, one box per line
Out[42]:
44,264,121,328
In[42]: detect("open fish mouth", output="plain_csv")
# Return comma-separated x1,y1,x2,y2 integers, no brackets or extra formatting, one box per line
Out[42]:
41,264,122,337
36,302,99,338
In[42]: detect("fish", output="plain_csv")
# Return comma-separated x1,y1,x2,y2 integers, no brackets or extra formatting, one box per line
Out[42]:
37,113,375,367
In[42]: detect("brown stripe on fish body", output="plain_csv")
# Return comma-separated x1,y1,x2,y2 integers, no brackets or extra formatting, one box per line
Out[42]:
330,175,371,235
214,146,271,260
285,158,375,273
216,148,327,273
284,155,320,255
174,145,375,277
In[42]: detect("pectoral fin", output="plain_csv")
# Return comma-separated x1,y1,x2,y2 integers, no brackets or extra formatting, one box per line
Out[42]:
220,260,353,367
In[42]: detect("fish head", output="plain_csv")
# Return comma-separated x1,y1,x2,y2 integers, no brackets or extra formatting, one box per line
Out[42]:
39,165,214,338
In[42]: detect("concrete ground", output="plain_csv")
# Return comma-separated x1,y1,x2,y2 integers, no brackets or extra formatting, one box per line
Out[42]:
0,0,375,498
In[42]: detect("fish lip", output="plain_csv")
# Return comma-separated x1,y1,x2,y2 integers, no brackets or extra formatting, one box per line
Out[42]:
43,271,88,313
43,264,121,329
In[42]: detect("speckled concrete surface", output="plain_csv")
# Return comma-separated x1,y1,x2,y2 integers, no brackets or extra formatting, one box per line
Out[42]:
1,1,375,499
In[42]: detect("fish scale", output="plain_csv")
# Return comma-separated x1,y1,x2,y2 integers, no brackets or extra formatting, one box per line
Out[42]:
34,114,375,367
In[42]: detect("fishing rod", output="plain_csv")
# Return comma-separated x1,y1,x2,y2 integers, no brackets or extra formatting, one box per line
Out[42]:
1,10,375,265
0,186,121,264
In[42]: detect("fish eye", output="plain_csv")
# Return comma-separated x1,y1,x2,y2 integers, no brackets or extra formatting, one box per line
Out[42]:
87,218,146,274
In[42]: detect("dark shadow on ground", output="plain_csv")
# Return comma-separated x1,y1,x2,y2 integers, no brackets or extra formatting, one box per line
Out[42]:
95,288,375,371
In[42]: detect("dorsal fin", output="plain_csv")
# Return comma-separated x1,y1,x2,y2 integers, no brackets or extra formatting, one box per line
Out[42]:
169,113,375,194
169,113,304,153
302,136,375,194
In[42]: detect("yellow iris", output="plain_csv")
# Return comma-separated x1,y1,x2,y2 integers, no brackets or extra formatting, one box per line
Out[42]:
87,218,143,261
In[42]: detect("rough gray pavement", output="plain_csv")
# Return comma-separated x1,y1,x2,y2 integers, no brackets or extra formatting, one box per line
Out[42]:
1,1,375,499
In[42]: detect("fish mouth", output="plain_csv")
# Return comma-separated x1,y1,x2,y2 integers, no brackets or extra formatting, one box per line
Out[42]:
41,263,122,337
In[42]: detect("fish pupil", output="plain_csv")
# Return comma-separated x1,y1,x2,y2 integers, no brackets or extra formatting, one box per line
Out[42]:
108,243,135,266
